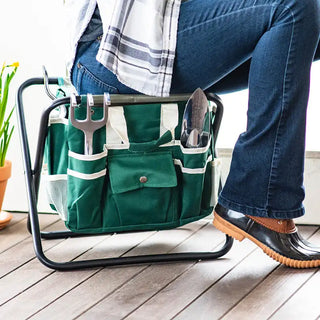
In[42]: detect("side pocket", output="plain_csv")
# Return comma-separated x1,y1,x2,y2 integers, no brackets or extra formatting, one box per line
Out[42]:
210,158,222,208
66,150,108,232
106,151,178,230
45,119,68,176
175,144,214,221
45,176,68,220
44,119,68,220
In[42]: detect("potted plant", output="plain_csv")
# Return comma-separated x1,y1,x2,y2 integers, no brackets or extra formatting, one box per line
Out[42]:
0,62,18,230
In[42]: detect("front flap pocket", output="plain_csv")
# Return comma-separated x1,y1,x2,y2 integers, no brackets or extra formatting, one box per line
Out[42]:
108,151,177,194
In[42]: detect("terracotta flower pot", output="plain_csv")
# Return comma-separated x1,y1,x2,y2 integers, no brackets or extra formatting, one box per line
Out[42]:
0,160,12,229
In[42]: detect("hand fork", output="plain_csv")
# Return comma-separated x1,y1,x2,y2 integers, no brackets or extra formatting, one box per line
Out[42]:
70,93,109,155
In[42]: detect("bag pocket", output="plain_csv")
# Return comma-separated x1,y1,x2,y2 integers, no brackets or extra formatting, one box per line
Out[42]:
210,158,222,208
175,144,214,221
65,150,108,232
106,151,178,230
45,175,68,220
44,119,69,218
45,119,69,175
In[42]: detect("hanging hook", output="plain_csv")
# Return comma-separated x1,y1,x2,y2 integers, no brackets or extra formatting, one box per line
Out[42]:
42,65,56,100
43,66,68,118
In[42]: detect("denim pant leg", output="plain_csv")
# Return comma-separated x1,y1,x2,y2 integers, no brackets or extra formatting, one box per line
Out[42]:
225,0,320,218
171,0,320,218
207,39,320,94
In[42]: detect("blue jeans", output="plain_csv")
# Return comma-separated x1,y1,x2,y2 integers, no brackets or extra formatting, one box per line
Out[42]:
72,0,320,219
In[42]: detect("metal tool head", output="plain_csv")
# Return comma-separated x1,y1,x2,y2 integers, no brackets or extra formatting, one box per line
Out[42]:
70,93,108,130
70,93,108,154
181,88,210,148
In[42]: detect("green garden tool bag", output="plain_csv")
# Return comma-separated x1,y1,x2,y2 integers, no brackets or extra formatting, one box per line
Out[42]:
44,94,220,234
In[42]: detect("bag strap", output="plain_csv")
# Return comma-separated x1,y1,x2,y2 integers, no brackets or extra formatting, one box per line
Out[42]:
106,106,130,147
160,103,179,140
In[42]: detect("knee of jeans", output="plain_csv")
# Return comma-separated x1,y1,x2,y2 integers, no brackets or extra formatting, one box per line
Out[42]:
281,0,320,23
274,0,320,34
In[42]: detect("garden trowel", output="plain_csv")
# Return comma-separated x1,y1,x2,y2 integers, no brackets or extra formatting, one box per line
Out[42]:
180,88,209,148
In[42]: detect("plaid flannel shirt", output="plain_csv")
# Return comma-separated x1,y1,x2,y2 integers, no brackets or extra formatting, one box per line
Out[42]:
66,0,181,97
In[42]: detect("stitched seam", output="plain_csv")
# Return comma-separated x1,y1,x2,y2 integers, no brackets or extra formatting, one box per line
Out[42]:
265,4,295,209
177,2,289,35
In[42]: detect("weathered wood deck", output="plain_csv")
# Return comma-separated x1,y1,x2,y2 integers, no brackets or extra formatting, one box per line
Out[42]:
1,213,320,320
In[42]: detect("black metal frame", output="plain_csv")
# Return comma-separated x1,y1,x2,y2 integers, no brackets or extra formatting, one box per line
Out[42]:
16,77,233,271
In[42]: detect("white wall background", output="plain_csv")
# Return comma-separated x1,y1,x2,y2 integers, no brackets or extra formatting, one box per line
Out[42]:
0,0,320,212
0,0,66,211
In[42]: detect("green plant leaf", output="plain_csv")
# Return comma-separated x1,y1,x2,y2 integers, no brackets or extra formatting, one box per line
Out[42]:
0,63,18,166
0,74,11,130
1,125,14,167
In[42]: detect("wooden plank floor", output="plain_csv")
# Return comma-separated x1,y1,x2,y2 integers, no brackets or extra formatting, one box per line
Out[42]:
1,213,320,320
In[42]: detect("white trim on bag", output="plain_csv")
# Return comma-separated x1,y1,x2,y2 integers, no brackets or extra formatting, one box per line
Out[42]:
106,106,129,145
160,140,181,148
68,149,108,161
67,168,107,180
179,136,212,154
161,139,211,154
48,118,69,126
105,143,130,150
174,155,213,174
44,174,68,181
104,139,211,152
208,102,214,113
160,103,179,140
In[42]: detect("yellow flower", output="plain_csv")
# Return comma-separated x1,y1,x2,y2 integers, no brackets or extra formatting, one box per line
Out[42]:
7,62,19,68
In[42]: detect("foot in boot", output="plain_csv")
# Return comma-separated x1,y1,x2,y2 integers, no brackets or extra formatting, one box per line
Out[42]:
213,204,320,268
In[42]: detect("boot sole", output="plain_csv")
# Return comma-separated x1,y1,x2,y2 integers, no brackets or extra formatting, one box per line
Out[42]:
213,211,320,268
